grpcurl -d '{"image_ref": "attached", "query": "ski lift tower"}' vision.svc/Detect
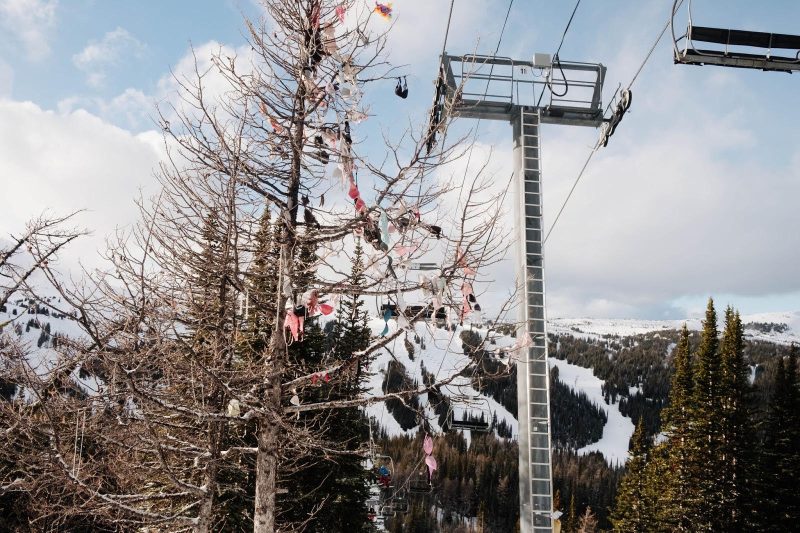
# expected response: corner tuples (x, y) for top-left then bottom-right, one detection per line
(439, 53), (606, 533)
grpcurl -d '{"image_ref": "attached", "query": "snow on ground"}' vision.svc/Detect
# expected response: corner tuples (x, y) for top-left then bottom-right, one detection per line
(7, 295), (792, 463)
(366, 318), (519, 442)
(1, 296), (97, 400)
(1, 297), (84, 372)
(739, 311), (800, 345)
(748, 364), (758, 385)
(367, 309), (798, 461)
(549, 311), (800, 346)
(550, 358), (634, 466)
(549, 318), (687, 341)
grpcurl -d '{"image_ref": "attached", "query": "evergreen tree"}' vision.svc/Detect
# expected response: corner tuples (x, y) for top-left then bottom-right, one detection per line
(640, 443), (674, 532)
(184, 207), (249, 529)
(323, 238), (373, 531)
(210, 206), (280, 531)
(279, 227), (341, 528)
(278, 233), (374, 530)
(243, 205), (279, 354)
(659, 324), (695, 531)
(759, 345), (800, 530)
(333, 238), (372, 374)
(565, 493), (578, 533)
(718, 308), (749, 529)
(687, 298), (725, 531)
(610, 418), (653, 532)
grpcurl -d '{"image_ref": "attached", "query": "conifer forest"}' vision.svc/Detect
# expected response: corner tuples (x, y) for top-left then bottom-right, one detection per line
(1, 1), (799, 532)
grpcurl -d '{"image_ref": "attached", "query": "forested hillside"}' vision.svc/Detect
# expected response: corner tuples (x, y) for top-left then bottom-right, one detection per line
(371, 306), (797, 532)
(3, 294), (796, 531)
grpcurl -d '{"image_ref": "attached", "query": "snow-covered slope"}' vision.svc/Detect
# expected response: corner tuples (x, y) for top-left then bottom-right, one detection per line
(7, 296), (795, 466)
(365, 318), (518, 445)
(550, 358), (633, 465)
(367, 310), (798, 465)
(0, 295), (101, 398)
(550, 311), (800, 345)
(364, 315), (636, 463)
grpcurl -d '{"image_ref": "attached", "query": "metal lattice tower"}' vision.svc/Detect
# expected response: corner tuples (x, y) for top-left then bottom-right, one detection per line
(440, 53), (606, 533)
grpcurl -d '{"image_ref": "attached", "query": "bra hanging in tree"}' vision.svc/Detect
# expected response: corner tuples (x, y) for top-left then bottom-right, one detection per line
(395, 76), (408, 99)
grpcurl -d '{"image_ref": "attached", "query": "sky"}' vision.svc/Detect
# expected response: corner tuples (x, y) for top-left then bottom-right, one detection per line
(1, 0), (799, 320)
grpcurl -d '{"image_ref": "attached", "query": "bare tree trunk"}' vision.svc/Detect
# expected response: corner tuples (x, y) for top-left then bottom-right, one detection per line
(254, 409), (279, 532)
(254, 77), (305, 529)
(196, 420), (222, 533)
(254, 251), (290, 532)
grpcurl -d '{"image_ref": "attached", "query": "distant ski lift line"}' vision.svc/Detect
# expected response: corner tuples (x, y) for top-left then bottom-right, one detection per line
(671, 0), (800, 72)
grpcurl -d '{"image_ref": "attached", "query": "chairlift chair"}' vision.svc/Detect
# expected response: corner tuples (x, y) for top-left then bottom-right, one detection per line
(371, 454), (395, 490)
(408, 473), (433, 494)
(380, 504), (396, 518)
(379, 302), (448, 322)
(389, 489), (410, 513)
(443, 395), (492, 433)
(671, 0), (800, 73)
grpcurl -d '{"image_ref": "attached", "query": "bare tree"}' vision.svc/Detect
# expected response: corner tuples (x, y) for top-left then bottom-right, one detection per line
(0, 213), (100, 530)
(0, 212), (84, 311)
(1, 1), (517, 531)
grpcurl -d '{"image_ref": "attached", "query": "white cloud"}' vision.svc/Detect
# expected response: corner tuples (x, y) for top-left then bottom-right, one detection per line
(58, 88), (154, 131)
(535, 79), (800, 318)
(73, 27), (146, 88)
(61, 40), (255, 131)
(0, 100), (163, 273)
(0, 0), (57, 60)
(371, 1), (489, 68)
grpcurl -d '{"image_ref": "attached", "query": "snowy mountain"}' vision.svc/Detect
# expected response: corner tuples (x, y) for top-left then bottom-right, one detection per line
(364, 318), (519, 444)
(4, 297), (797, 467)
(549, 311), (800, 346)
(0, 296), (106, 401)
(366, 311), (799, 466)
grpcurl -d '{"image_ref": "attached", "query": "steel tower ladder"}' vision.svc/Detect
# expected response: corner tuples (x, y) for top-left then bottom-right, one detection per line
(514, 107), (554, 532)
(437, 53), (606, 533)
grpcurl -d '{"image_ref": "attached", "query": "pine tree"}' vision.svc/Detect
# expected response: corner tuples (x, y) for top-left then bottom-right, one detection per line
(565, 493), (578, 533)
(333, 238), (372, 373)
(659, 324), (695, 531)
(611, 418), (653, 532)
(183, 206), (248, 529)
(243, 205), (278, 354)
(323, 238), (373, 531)
(279, 227), (341, 528)
(212, 206), (279, 530)
(718, 308), (749, 529)
(760, 345), (800, 530)
(687, 298), (725, 531)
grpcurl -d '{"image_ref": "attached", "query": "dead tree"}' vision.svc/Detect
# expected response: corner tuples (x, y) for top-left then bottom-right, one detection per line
(2, 1), (518, 531)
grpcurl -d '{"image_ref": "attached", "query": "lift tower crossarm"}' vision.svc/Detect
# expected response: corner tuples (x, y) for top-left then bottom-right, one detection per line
(438, 52), (606, 533)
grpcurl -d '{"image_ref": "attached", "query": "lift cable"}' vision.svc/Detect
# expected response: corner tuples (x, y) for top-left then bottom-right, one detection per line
(628, 0), (686, 90)
(440, 0), (455, 59)
(536, 0), (583, 106)
(543, 0), (686, 244)
(554, 0), (582, 59)
(433, 0), (515, 381)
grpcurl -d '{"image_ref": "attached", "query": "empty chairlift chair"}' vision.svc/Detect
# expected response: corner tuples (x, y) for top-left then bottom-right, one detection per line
(671, 0), (800, 73)
(408, 471), (433, 494)
(380, 504), (396, 518)
(443, 395), (492, 433)
(389, 489), (410, 513)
